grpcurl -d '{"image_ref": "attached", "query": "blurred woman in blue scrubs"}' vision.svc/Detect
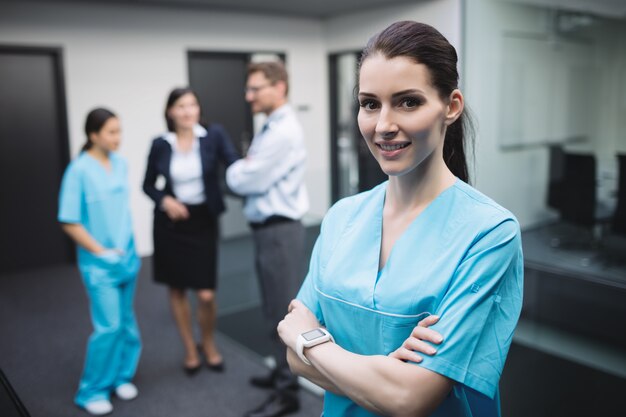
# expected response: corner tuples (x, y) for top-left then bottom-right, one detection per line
(59, 108), (141, 416)
(278, 21), (523, 417)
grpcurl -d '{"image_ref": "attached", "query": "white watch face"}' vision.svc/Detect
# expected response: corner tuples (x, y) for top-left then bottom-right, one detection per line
(302, 328), (326, 341)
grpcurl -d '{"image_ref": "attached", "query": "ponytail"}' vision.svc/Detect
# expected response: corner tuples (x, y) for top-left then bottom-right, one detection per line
(443, 110), (475, 184)
(81, 140), (93, 152)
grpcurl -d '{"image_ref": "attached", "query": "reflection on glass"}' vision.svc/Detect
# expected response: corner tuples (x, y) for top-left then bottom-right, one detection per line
(336, 53), (359, 199)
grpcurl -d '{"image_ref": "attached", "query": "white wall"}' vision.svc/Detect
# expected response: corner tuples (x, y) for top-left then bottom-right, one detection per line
(587, 19), (626, 158)
(465, 1), (558, 227)
(465, 0), (626, 228)
(0, 0), (329, 255)
(584, 18), (626, 202)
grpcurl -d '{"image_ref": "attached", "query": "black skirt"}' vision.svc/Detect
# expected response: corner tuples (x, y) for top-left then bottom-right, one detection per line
(152, 203), (218, 289)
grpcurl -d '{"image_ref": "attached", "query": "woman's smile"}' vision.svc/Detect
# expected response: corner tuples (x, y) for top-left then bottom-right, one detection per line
(375, 141), (412, 158)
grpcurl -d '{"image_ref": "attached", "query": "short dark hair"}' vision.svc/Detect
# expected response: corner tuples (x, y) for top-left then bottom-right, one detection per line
(82, 107), (116, 152)
(359, 21), (474, 183)
(164, 87), (203, 132)
(248, 61), (289, 95)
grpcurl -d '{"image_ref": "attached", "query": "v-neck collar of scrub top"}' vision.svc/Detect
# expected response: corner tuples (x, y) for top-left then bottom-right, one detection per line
(83, 151), (116, 175)
(375, 178), (460, 276)
(317, 178), (462, 317)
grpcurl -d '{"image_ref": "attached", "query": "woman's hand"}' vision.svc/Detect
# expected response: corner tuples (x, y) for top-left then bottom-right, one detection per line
(94, 248), (124, 256)
(161, 195), (190, 221)
(61, 223), (109, 255)
(389, 315), (443, 363)
(94, 248), (124, 265)
(278, 299), (322, 352)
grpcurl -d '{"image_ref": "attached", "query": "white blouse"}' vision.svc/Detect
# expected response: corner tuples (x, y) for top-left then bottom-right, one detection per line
(163, 125), (206, 205)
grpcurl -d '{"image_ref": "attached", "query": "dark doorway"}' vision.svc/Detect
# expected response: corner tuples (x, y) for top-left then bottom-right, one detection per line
(188, 52), (253, 155)
(187, 51), (286, 156)
(329, 52), (387, 203)
(0, 46), (72, 274)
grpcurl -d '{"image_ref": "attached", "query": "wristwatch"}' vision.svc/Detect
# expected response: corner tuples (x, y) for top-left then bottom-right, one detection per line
(296, 328), (334, 365)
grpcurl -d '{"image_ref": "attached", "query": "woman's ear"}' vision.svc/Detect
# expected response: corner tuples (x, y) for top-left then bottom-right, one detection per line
(444, 89), (464, 126)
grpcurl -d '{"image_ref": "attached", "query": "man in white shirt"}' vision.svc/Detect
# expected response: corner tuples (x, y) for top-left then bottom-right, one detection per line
(226, 61), (308, 417)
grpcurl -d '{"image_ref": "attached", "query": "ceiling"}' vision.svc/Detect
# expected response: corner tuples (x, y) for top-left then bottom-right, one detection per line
(498, 0), (626, 20)
(12, 0), (626, 20)
(24, 0), (424, 18)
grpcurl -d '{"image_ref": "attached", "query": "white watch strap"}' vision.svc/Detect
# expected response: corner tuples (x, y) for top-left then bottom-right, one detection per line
(296, 328), (334, 366)
(296, 334), (312, 365)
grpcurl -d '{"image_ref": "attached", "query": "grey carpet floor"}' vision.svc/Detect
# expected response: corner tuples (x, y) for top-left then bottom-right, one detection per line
(0, 261), (323, 417)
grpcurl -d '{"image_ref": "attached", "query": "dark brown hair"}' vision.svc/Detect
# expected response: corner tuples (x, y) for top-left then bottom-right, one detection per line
(248, 61), (289, 95)
(164, 87), (203, 132)
(359, 21), (474, 183)
(82, 108), (116, 152)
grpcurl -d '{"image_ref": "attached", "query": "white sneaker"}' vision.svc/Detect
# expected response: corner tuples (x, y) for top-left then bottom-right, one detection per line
(84, 399), (113, 415)
(114, 382), (138, 400)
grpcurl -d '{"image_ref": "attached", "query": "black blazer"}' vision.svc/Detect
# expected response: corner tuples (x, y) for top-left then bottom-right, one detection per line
(142, 124), (240, 216)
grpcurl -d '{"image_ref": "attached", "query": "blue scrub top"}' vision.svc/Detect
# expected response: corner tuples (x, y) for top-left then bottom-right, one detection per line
(58, 152), (140, 280)
(298, 179), (523, 417)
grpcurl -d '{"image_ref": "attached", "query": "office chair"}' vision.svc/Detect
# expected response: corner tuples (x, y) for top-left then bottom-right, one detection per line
(546, 144), (566, 211)
(612, 154), (626, 234)
(602, 154), (626, 263)
(560, 152), (597, 227)
(547, 151), (598, 251)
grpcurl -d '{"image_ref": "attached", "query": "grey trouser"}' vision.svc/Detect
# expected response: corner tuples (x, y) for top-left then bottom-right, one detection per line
(251, 219), (305, 391)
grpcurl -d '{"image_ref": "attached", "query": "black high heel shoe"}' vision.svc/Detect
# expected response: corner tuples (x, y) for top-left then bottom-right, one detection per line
(183, 362), (202, 376)
(206, 361), (225, 373)
(183, 345), (204, 376)
(197, 343), (225, 372)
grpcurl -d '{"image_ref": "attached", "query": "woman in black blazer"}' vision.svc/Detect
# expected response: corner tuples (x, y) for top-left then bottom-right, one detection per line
(143, 87), (239, 374)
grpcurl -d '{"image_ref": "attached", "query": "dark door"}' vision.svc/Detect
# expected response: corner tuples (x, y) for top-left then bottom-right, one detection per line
(188, 51), (287, 155)
(188, 52), (254, 155)
(0, 47), (72, 273)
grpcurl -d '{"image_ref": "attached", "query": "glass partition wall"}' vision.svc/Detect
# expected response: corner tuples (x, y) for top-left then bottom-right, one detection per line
(329, 52), (387, 203)
(463, 1), (626, 415)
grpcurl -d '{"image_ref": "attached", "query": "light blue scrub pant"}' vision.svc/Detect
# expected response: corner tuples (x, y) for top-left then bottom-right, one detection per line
(75, 267), (141, 407)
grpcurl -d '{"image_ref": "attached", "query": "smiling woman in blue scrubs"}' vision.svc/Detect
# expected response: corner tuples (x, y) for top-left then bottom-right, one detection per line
(278, 21), (523, 417)
(58, 108), (141, 416)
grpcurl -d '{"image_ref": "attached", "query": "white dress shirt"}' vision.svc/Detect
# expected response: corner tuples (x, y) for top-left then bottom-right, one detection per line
(164, 124), (206, 205)
(226, 104), (309, 222)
